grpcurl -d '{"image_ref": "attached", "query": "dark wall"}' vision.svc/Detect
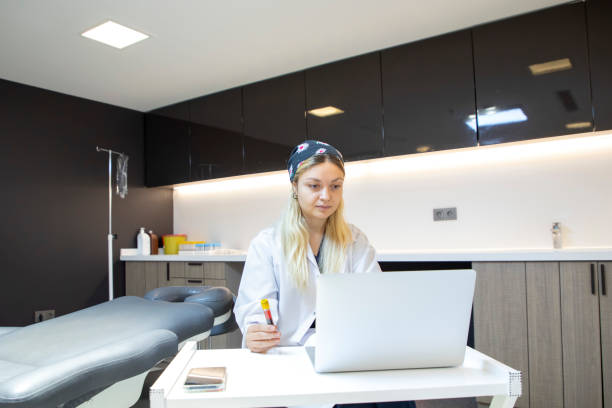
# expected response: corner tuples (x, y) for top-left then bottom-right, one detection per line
(0, 79), (173, 326)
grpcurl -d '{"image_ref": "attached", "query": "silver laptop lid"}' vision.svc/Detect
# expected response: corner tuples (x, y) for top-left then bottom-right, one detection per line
(315, 270), (476, 373)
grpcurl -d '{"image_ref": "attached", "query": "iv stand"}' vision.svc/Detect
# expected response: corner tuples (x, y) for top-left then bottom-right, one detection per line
(96, 146), (124, 300)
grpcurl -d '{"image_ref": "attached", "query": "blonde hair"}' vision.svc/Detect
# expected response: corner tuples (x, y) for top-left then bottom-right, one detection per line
(280, 154), (353, 289)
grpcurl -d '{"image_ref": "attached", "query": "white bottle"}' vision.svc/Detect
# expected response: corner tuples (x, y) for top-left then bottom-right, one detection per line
(551, 222), (562, 249)
(137, 227), (151, 255)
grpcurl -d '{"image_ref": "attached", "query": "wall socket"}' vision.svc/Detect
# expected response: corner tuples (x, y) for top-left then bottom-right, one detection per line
(34, 310), (55, 322)
(433, 207), (457, 221)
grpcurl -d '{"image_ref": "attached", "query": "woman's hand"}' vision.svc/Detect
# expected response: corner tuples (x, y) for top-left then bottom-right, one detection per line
(246, 324), (281, 353)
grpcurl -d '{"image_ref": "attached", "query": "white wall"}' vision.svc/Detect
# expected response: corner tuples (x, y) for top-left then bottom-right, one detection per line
(174, 131), (612, 251)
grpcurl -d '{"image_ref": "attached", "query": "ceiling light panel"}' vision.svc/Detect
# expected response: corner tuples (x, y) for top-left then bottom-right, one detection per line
(81, 21), (149, 49)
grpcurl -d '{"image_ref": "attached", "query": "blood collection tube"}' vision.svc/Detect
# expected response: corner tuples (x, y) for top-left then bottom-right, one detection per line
(260, 299), (274, 325)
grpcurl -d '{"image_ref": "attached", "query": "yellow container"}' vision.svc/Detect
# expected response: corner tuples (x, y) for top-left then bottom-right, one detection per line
(162, 234), (187, 255)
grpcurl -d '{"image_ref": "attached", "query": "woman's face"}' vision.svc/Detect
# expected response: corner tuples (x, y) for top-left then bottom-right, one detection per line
(293, 161), (344, 222)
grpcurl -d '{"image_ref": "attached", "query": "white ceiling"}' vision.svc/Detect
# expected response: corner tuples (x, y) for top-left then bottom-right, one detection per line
(0, 0), (569, 112)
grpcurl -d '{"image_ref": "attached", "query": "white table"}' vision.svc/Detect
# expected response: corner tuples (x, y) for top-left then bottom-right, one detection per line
(151, 342), (520, 408)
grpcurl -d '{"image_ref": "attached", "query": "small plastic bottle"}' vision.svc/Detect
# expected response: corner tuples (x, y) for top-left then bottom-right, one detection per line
(137, 227), (151, 255)
(551, 222), (562, 249)
(148, 230), (159, 255)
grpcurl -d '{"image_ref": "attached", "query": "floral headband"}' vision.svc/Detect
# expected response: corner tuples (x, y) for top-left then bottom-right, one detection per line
(287, 140), (344, 181)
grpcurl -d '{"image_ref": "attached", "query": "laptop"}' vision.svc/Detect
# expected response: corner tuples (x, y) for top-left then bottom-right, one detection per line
(314, 269), (476, 373)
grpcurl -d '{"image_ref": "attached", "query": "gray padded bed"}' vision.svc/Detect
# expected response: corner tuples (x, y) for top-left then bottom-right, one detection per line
(0, 296), (215, 408)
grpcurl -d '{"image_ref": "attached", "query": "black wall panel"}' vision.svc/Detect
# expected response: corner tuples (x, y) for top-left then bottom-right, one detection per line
(0, 79), (173, 326)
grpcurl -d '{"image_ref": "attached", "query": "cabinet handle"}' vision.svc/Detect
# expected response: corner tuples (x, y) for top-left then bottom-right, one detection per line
(188, 262), (203, 266)
(601, 264), (607, 296)
(591, 264), (596, 295)
(187, 279), (202, 284)
(166, 264), (170, 281)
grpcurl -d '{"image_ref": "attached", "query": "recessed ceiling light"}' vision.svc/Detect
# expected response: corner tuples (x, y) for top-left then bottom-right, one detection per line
(565, 121), (592, 129)
(81, 21), (149, 49)
(308, 106), (344, 117)
(529, 58), (572, 75)
(416, 146), (432, 153)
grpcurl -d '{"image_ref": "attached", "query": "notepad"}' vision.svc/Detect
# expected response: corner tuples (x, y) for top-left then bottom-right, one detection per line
(183, 367), (226, 392)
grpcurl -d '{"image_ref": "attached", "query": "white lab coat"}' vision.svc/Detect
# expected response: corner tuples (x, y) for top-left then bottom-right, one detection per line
(234, 223), (382, 347)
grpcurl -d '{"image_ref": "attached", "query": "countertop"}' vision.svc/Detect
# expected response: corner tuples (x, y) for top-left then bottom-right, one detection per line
(120, 247), (612, 262)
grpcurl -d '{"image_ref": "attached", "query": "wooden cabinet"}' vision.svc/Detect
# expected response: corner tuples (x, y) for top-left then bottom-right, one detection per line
(560, 262), (605, 408)
(305, 52), (383, 161)
(473, 262), (529, 407)
(381, 30), (477, 155)
(125, 261), (244, 349)
(525, 262), (563, 408)
(243, 73), (307, 173)
(125, 262), (183, 296)
(472, 3), (593, 145)
(600, 263), (612, 408)
(474, 261), (612, 408)
(587, 0), (612, 131)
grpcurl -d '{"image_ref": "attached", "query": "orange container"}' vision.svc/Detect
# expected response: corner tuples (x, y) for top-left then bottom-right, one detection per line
(162, 234), (187, 255)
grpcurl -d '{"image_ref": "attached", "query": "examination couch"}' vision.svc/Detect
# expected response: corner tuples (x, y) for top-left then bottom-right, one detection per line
(0, 290), (232, 408)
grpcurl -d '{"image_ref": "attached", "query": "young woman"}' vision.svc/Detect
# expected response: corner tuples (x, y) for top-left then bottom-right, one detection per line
(233, 140), (415, 408)
(234, 140), (381, 351)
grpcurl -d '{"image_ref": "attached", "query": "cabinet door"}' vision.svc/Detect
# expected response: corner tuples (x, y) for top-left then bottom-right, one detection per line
(185, 262), (204, 279)
(144, 262), (161, 295)
(599, 262), (612, 408)
(305, 52), (383, 161)
(169, 262), (185, 278)
(126, 262), (145, 297)
(472, 3), (592, 145)
(189, 89), (244, 180)
(473, 262), (529, 407)
(243, 73), (307, 173)
(144, 111), (191, 187)
(126, 261), (162, 296)
(560, 262), (602, 408)
(587, 0), (612, 131)
(381, 30), (476, 156)
(526, 262), (563, 408)
(156, 263), (184, 287)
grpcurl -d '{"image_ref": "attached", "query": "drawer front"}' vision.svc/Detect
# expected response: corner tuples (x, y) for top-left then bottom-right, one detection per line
(186, 262), (205, 279)
(204, 263), (225, 279)
(205, 278), (227, 287)
(169, 262), (185, 278)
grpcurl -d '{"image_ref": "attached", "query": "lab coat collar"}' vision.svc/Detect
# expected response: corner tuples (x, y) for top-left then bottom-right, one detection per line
(306, 244), (320, 273)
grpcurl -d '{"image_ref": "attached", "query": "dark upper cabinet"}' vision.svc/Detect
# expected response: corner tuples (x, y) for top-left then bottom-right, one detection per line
(382, 30), (477, 155)
(189, 88), (244, 180)
(145, 102), (191, 187)
(472, 3), (593, 145)
(243, 72), (307, 173)
(305, 52), (383, 161)
(587, 0), (612, 131)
